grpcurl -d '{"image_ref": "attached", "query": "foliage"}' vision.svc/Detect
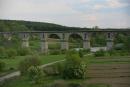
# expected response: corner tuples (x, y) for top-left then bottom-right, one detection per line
(49, 80), (67, 87)
(17, 48), (32, 56)
(49, 50), (61, 55)
(94, 49), (106, 57)
(43, 62), (64, 76)
(18, 56), (41, 74)
(0, 60), (6, 72)
(68, 82), (82, 87)
(7, 49), (17, 58)
(79, 49), (84, 58)
(124, 36), (130, 52)
(28, 66), (43, 84)
(114, 43), (124, 50)
(91, 33), (106, 47)
(61, 49), (67, 54)
(0, 47), (7, 58)
(63, 50), (87, 79)
(107, 50), (129, 56)
(82, 49), (90, 54)
(0, 20), (90, 32)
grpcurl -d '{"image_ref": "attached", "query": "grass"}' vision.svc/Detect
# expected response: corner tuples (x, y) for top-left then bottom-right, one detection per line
(0, 54), (65, 76)
(1, 53), (130, 87)
(1, 76), (110, 87)
(84, 55), (130, 64)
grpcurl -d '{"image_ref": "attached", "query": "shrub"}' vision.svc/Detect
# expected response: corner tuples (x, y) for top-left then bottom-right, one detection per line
(18, 56), (41, 75)
(28, 66), (43, 84)
(7, 49), (17, 58)
(0, 47), (7, 58)
(0, 61), (5, 72)
(43, 62), (64, 76)
(50, 80), (67, 87)
(94, 49), (105, 57)
(61, 49), (67, 54)
(79, 49), (84, 58)
(49, 50), (61, 55)
(17, 48), (31, 56)
(114, 43), (124, 50)
(68, 83), (82, 87)
(82, 49), (90, 54)
(63, 50), (87, 79)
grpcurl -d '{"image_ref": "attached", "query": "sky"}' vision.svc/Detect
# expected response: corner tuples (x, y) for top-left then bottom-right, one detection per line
(0, 0), (130, 28)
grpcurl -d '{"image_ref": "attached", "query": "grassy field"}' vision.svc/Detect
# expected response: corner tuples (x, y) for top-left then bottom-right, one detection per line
(0, 54), (65, 76)
(2, 76), (109, 87)
(85, 55), (130, 64)
(1, 55), (130, 87)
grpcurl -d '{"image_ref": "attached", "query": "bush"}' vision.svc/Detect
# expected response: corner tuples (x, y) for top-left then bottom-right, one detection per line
(79, 50), (84, 58)
(0, 47), (7, 58)
(18, 56), (41, 75)
(94, 49), (105, 57)
(49, 80), (67, 87)
(63, 50), (87, 79)
(61, 49), (67, 54)
(68, 83), (82, 87)
(49, 50), (61, 55)
(28, 66), (43, 84)
(114, 43), (124, 50)
(17, 48), (31, 56)
(43, 62), (64, 76)
(82, 49), (90, 54)
(7, 49), (17, 58)
(110, 50), (130, 56)
(0, 61), (6, 72)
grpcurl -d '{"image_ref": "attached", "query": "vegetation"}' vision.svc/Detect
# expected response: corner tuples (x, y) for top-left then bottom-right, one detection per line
(0, 60), (5, 72)
(1, 53), (130, 87)
(18, 56), (41, 74)
(94, 49), (106, 57)
(0, 47), (7, 59)
(6, 48), (17, 58)
(28, 66), (43, 84)
(63, 50), (87, 79)
(17, 48), (32, 56)
(0, 19), (91, 32)
(0, 19), (130, 87)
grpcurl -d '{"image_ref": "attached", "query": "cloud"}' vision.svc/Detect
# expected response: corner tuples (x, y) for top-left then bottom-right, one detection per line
(107, 0), (129, 8)
(93, 0), (129, 10)
(0, 0), (130, 28)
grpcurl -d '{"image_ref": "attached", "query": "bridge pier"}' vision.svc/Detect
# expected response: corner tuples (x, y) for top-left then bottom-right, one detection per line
(61, 40), (68, 50)
(83, 33), (91, 49)
(3, 33), (12, 40)
(60, 33), (69, 50)
(40, 33), (48, 54)
(20, 33), (29, 48)
(106, 32), (114, 50)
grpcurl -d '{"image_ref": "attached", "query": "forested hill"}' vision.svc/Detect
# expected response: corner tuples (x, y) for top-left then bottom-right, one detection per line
(0, 19), (90, 32)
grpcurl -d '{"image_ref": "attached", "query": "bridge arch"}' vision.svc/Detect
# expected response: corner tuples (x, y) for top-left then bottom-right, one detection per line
(48, 33), (61, 50)
(68, 33), (83, 49)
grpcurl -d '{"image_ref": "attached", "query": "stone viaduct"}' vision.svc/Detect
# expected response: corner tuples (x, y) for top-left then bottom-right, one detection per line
(0, 29), (130, 53)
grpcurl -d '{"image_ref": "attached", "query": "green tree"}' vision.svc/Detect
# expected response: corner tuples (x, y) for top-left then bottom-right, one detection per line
(63, 50), (87, 79)
(125, 36), (130, 52)
(28, 66), (43, 84)
(0, 61), (6, 72)
(18, 56), (41, 74)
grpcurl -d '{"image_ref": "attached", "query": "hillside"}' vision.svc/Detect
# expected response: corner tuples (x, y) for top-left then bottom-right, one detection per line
(0, 19), (90, 32)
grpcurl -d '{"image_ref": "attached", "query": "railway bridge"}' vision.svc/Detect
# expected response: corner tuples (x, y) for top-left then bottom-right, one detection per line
(0, 29), (130, 53)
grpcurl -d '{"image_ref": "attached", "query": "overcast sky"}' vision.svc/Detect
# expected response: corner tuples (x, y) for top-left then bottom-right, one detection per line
(0, 0), (130, 28)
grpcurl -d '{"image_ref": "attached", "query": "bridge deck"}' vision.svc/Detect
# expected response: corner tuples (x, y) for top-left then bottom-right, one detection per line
(0, 29), (130, 34)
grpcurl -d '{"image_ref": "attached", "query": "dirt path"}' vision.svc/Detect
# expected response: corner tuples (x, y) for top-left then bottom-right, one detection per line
(0, 59), (65, 82)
